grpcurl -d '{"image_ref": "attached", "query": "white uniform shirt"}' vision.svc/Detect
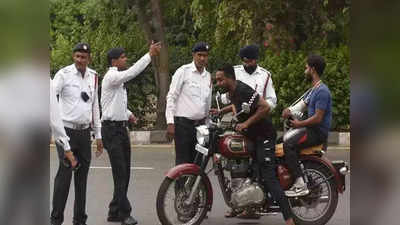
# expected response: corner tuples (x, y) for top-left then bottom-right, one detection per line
(234, 65), (277, 109)
(101, 53), (151, 121)
(52, 64), (102, 138)
(50, 79), (71, 151)
(166, 62), (212, 124)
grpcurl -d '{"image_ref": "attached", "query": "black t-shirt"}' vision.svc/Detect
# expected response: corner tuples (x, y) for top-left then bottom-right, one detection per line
(230, 80), (276, 140)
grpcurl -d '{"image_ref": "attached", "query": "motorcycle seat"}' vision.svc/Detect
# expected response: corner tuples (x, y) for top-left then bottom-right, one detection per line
(275, 143), (324, 157)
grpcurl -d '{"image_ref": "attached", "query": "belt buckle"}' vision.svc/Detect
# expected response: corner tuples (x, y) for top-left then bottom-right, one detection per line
(74, 124), (86, 130)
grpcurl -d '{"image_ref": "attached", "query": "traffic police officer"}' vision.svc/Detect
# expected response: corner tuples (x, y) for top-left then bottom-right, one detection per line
(234, 44), (277, 110)
(101, 42), (161, 225)
(165, 42), (212, 165)
(51, 43), (103, 225)
(50, 78), (77, 168)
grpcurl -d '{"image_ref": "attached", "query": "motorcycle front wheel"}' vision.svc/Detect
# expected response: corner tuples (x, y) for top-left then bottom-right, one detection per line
(289, 161), (339, 225)
(156, 174), (209, 225)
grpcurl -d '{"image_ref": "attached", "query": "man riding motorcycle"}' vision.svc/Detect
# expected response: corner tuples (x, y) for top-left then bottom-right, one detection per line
(212, 64), (295, 225)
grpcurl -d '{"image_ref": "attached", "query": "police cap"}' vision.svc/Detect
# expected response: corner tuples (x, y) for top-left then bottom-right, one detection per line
(192, 42), (210, 53)
(239, 44), (259, 60)
(73, 43), (91, 54)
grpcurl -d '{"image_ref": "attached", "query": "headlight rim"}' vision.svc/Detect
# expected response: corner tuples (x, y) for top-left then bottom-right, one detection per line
(196, 125), (209, 146)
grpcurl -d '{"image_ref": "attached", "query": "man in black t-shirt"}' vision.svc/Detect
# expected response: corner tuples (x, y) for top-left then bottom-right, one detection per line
(212, 65), (295, 225)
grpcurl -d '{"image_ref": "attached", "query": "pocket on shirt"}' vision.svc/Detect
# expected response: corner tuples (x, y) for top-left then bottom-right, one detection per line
(188, 81), (201, 100)
(64, 84), (81, 100)
(203, 84), (211, 100)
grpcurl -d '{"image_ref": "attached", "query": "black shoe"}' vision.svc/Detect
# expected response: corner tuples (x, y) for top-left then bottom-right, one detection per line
(107, 215), (122, 222)
(121, 216), (138, 225)
(50, 219), (61, 225)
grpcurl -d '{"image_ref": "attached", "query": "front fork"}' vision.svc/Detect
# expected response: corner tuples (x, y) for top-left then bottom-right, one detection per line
(184, 153), (210, 205)
(214, 158), (234, 208)
(185, 129), (223, 206)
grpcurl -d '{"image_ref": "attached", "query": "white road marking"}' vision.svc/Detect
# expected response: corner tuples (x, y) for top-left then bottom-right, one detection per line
(90, 166), (154, 170)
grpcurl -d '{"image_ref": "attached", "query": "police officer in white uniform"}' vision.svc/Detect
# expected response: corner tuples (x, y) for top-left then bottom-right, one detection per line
(166, 42), (212, 165)
(50, 78), (77, 168)
(101, 42), (161, 225)
(234, 44), (277, 110)
(51, 43), (103, 225)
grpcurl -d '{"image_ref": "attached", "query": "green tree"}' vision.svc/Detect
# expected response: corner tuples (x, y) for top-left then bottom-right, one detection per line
(50, 0), (350, 131)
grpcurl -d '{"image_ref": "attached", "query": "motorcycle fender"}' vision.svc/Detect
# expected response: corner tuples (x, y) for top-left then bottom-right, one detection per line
(301, 156), (345, 193)
(165, 163), (213, 210)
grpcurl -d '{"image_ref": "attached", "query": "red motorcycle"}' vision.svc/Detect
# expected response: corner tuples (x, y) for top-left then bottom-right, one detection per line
(156, 100), (349, 225)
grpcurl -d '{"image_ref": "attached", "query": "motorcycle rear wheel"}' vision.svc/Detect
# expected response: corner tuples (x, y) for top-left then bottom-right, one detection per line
(156, 174), (209, 225)
(289, 161), (339, 225)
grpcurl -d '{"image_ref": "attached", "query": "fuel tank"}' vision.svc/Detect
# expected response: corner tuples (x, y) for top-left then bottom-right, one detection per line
(218, 132), (252, 159)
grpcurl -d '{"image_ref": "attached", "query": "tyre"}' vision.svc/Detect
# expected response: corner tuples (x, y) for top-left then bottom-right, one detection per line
(289, 161), (339, 225)
(156, 174), (209, 225)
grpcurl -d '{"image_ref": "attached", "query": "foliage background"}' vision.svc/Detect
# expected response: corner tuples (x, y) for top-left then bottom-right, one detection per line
(50, 0), (350, 131)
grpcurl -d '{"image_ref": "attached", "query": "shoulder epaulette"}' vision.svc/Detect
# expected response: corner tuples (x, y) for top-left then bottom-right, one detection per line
(61, 66), (71, 74)
(62, 64), (77, 74)
(258, 67), (269, 73)
(87, 68), (97, 75)
(182, 63), (192, 69)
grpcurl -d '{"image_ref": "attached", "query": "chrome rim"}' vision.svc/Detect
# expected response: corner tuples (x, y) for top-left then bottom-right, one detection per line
(289, 168), (332, 222)
(162, 175), (207, 225)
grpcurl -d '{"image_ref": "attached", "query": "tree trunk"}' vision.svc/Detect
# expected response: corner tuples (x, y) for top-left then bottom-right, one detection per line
(134, 0), (169, 129)
(150, 0), (169, 129)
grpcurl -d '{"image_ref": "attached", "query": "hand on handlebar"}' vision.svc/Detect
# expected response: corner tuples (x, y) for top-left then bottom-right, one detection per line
(235, 122), (249, 132)
(209, 108), (220, 116)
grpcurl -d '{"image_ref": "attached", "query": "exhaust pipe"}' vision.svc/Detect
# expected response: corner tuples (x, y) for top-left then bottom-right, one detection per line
(339, 166), (349, 175)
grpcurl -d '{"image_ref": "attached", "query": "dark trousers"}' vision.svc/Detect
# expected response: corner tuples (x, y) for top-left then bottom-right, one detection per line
(51, 128), (91, 225)
(101, 124), (132, 219)
(254, 137), (293, 221)
(283, 127), (326, 179)
(174, 117), (202, 165)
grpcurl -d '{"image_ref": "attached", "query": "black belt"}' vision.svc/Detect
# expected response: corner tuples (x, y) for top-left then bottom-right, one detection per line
(102, 120), (128, 127)
(174, 117), (205, 126)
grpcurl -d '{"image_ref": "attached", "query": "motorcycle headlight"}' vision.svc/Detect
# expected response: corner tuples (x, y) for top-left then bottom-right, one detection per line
(196, 125), (209, 146)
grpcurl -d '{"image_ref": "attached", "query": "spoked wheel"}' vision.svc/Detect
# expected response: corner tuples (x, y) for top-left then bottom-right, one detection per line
(289, 162), (339, 225)
(156, 174), (209, 225)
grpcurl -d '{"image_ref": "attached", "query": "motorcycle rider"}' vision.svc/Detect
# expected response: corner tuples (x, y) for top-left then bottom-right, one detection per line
(212, 64), (295, 225)
(282, 54), (332, 197)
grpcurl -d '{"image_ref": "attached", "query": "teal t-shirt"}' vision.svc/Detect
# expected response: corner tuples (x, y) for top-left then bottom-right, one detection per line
(303, 83), (332, 137)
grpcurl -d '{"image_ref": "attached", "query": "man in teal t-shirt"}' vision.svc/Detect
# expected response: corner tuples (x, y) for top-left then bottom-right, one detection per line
(281, 54), (332, 197)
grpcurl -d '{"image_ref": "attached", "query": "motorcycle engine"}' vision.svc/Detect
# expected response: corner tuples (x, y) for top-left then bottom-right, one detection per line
(231, 178), (265, 208)
(226, 159), (249, 179)
(226, 159), (265, 208)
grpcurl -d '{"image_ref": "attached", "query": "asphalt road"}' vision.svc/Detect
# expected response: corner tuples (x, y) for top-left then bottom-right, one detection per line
(50, 144), (350, 225)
